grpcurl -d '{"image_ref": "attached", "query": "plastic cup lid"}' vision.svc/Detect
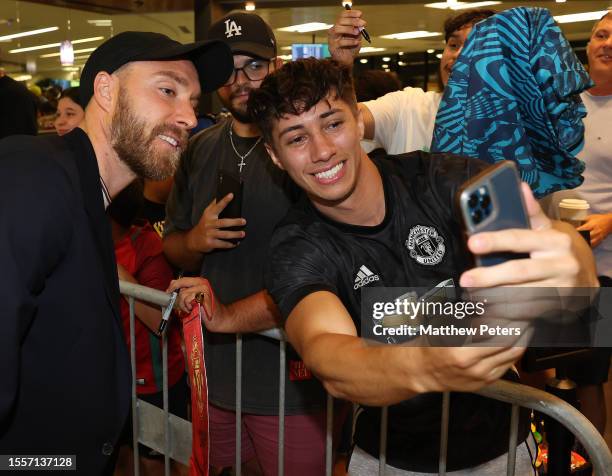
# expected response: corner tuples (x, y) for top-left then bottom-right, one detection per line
(559, 198), (590, 210)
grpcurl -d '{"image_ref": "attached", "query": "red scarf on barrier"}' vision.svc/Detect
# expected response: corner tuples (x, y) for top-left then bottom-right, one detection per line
(181, 283), (214, 476)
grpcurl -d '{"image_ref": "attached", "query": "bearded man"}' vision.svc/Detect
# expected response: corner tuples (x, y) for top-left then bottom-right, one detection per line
(0, 31), (232, 475)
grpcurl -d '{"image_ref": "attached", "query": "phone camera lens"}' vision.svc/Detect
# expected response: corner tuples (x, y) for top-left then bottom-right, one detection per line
(480, 194), (491, 209)
(468, 193), (479, 209)
(471, 209), (483, 225)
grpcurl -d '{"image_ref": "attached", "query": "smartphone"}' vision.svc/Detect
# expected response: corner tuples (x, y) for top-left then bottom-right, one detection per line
(456, 161), (530, 267)
(216, 170), (244, 243)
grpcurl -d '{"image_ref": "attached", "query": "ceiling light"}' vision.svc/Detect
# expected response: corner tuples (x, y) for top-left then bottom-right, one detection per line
(12, 74), (32, 81)
(279, 54), (292, 60)
(359, 58), (368, 64)
(398, 52), (404, 56)
(342, 1), (353, 7)
(245, 1), (256, 10)
(359, 47), (386, 53)
(380, 31), (441, 40)
(382, 56), (391, 62)
(9, 36), (104, 54)
(436, 53), (443, 59)
(554, 11), (610, 23)
(427, 48), (435, 53)
(40, 47), (97, 58)
(0, 26), (58, 42)
(425, 1), (500, 9)
(88, 19), (112, 27)
(277, 23), (333, 33)
(398, 61), (406, 66)
(555, 0), (567, 3)
(26, 59), (37, 74)
(62, 66), (80, 72)
(60, 40), (74, 66)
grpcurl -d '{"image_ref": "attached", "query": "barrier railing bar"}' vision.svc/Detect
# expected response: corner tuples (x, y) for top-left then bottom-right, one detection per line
(325, 394), (334, 476)
(506, 404), (519, 476)
(278, 337), (286, 475)
(236, 333), (243, 476)
(119, 283), (612, 476)
(476, 380), (612, 476)
(137, 400), (191, 463)
(438, 392), (450, 476)
(161, 313), (170, 476)
(378, 406), (388, 476)
(120, 281), (170, 307)
(259, 328), (285, 340)
(128, 296), (140, 476)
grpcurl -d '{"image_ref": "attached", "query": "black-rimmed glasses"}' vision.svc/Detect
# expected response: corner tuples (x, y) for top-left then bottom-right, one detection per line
(224, 59), (271, 86)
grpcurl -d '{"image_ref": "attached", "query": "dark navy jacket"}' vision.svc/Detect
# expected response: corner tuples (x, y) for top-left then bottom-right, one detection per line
(0, 129), (131, 475)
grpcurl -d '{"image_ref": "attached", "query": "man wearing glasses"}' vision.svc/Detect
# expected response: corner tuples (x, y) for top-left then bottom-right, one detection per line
(163, 11), (329, 476)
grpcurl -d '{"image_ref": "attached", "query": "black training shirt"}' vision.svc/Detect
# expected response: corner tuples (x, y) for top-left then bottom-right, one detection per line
(266, 152), (528, 472)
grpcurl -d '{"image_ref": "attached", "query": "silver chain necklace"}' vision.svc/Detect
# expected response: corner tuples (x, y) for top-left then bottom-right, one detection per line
(229, 121), (262, 173)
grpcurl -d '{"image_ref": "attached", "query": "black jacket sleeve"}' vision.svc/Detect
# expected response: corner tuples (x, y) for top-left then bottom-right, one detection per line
(0, 138), (75, 426)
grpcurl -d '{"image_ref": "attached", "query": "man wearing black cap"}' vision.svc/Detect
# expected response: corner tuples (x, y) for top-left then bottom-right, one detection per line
(164, 12), (330, 476)
(0, 32), (231, 475)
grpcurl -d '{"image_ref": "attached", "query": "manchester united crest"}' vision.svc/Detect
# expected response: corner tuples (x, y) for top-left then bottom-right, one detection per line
(406, 225), (445, 266)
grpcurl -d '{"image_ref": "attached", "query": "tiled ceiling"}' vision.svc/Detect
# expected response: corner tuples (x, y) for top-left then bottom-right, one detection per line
(1, 0), (610, 76)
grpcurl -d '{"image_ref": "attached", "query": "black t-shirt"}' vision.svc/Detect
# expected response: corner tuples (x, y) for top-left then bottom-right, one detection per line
(266, 152), (528, 472)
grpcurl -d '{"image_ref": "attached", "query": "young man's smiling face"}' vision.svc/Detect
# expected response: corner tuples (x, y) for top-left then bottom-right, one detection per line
(266, 94), (365, 209)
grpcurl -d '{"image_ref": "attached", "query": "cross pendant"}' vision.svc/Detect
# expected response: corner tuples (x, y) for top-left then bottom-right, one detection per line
(238, 157), (246, 173)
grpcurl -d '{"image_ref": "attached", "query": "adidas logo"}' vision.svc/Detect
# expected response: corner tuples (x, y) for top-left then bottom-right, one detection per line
(353, 265), (380, 290)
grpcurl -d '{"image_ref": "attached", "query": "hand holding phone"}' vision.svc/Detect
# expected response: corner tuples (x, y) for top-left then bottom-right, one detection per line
(456, 161), (597, 347)
(456, 161), (530, 267)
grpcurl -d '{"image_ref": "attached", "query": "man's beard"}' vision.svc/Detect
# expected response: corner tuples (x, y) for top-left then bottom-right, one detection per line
(110, 89), (188, 180)
(220, 84), (255, 123)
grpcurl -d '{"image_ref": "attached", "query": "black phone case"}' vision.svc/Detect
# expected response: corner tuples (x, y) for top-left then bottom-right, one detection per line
(216, 170), (243, 219)
(216, 170), (244, 244)
(456, 161), (530, 267)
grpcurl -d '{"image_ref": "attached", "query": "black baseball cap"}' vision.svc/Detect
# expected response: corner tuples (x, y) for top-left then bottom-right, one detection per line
(79, 31), (233, 108)
(207, 12), (277, 60)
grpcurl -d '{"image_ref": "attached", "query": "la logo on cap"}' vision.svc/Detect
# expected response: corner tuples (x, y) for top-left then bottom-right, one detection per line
(224, 19), (242, 38)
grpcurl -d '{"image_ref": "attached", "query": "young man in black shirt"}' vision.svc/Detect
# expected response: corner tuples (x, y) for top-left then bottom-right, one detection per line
(247, 58), (598, 474)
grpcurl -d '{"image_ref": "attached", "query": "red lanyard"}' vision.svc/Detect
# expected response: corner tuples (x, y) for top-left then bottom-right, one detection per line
(182, 280), (214, 476)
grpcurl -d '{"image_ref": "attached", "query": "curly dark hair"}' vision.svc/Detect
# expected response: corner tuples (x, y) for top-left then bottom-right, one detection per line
(247, 58), (357, 147)
(443, 9), (497, 42)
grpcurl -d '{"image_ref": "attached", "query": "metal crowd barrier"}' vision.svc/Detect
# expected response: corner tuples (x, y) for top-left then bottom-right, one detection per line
(119, 281), (612, 476)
